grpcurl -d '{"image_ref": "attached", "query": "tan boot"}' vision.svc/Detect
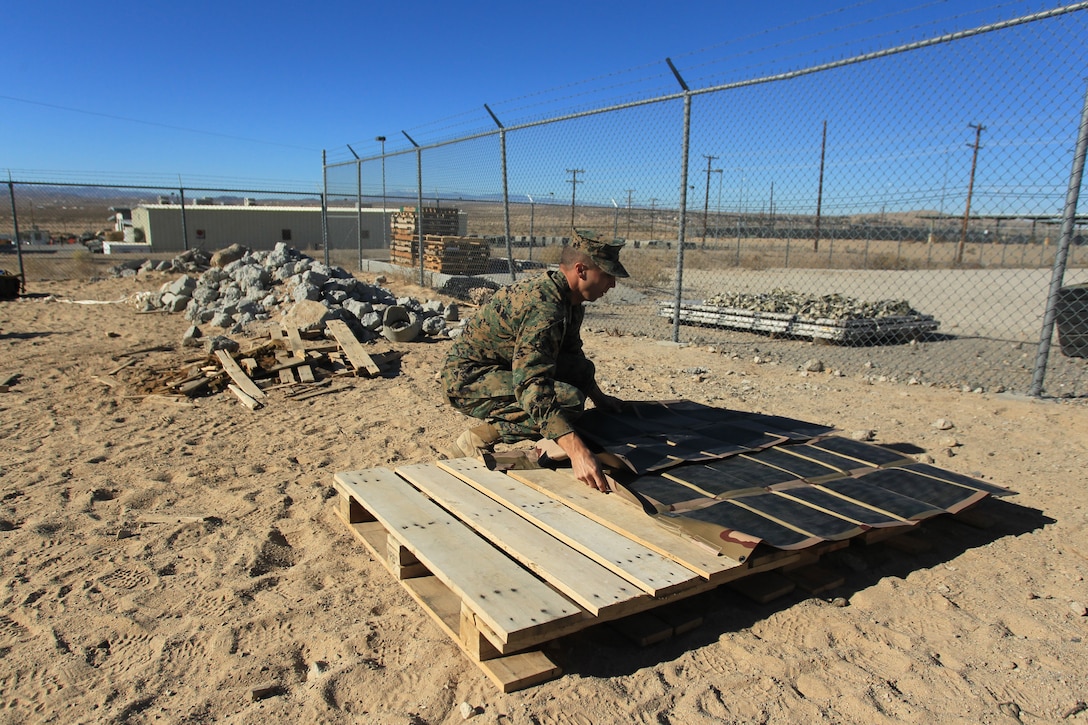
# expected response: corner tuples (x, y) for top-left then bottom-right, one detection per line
(447, 423), (501, 459)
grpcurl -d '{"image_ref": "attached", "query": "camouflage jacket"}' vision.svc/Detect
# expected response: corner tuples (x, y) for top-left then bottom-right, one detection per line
(443, 270), (596, 439)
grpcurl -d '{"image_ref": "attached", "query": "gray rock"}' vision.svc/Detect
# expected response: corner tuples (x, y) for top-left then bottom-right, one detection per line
(421, 316), (447, 336)
(210, 311), (234, 328)
(167, 275), (197, 296)
(204, 335), (239, 353)
(181, 325), (203, 347)
(291, 282), (321, 303)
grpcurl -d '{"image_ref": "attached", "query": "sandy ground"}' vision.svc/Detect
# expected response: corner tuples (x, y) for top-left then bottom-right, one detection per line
(1, 273), (1087, 724)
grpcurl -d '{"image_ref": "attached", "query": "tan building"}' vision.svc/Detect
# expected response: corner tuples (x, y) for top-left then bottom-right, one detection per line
(130, 204), (402, 254)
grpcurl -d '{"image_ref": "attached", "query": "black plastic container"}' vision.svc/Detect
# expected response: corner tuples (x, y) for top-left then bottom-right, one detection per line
(1056, 283), (1088, 357)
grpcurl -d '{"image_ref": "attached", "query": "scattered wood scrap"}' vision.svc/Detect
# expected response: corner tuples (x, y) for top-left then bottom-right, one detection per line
(145, 325), (406, 409)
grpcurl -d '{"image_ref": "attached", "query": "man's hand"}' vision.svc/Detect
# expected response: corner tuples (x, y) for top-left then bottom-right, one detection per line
(555, 431), (611, 492)
(590, 392), (627, 413)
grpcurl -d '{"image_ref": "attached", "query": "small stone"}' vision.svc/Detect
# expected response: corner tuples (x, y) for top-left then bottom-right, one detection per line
(250, 681), (283, 701)
(459, 701), (477, 720)
(938, 436), (959, 448)
(830, 596), (848, 607)
(914, 453), (935, 464)
(908, 377), (920, 385)
(850, 430), (875, 442)
(803, 358), (824, 373)
(942, 448), (955, 458)
(933, 419), (954, 430)
(1071, 601), (1087, 617)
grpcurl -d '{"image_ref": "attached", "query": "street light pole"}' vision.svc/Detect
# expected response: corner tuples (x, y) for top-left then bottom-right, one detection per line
(649, 197), (659, 240)
(375, 136), (387, 251)
(611, 198), (619, 239)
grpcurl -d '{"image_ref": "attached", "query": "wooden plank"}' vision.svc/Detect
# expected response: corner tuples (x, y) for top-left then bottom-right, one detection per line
(784, 563), (845, 594)
(388, 535), (430, 580)
(433, 460), (700, 599)
(728, 570), (796, 603)
(336, 512), (561, 692)
(325, 319), (382, 377)
(611, 612), (673, 647)
(227, 383), (261, 410)
(284, 326), (308, 360)
(214, 349), (266, 400)
(397, 463), (656, 614)
(333, 468), (586, 650)
(505, 467), (743, 582)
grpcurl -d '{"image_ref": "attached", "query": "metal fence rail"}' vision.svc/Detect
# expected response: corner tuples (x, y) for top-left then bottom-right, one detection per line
(322, 3), (1088, 398)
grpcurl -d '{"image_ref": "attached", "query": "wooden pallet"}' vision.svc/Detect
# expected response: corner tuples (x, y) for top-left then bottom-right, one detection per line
(331, 459), (857, 691)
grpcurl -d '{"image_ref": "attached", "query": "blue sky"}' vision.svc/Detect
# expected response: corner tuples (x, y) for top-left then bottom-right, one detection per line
(3, 0), (1084, 209)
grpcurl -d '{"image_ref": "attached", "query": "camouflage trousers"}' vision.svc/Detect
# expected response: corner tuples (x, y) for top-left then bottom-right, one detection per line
(444, 366), (587, 443)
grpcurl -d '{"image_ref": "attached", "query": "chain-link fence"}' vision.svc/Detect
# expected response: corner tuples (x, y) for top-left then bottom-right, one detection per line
(0, 179), (349, 281)
(325, 3), (1088, 398)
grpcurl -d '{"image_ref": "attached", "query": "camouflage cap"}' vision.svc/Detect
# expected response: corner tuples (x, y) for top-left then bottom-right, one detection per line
(570, 229), (629, 278)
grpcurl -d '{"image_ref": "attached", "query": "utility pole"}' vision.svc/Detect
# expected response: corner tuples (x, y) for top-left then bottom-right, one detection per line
(649, 197), (659, 240)
(566, 168), (584, 231)
(957, 123), (985, 265)
(701, 154), (719, 249)
(625, 188), (635, 239)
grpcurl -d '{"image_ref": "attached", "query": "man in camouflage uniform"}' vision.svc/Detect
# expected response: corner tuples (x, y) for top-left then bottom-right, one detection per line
(441, 229), (628, 492)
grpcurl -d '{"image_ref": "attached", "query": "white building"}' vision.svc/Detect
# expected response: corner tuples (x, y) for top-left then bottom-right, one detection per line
(130, 204), (413, 254)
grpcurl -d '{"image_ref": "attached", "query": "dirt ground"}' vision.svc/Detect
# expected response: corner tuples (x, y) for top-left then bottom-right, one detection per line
(1, 273), (1087, 724)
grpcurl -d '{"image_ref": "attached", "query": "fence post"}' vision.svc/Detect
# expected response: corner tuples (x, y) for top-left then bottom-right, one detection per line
(179, 186), (189, 252)
(356, 158), (363, 271)
(1029, 77), (1088, 397)
(667, 58), (692, 343)
(321, 150), (330, 267)
(485, 104), (516, 282)
(6, 179), (26, 288)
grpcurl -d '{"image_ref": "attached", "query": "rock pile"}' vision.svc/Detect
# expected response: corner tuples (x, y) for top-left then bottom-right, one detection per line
(132, 243), (461, 343)
(704, 288), (922, 320)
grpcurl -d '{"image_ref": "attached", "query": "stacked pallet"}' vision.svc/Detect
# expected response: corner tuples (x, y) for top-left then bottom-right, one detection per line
(390, 207), (462, 267)
(390, 206), (489, 274)
(419, 235), (490, 274)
